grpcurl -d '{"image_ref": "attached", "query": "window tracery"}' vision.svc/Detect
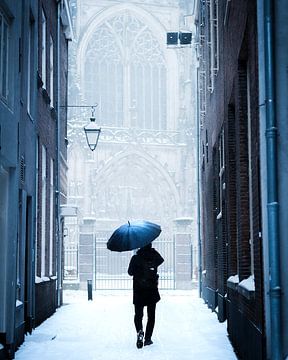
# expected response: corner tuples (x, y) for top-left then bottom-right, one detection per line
(84, 11), (167, 130)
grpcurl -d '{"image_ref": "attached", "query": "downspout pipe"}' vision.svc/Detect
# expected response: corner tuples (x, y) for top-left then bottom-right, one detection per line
(196, 66), (202, 297)
(56, 0), (62, 307)
(194, 0), (202, 298)
(263, 0), (282, 358)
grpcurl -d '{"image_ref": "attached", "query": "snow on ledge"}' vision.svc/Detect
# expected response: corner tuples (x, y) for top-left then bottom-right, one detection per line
(35, 276), (53, 283)
(239, 275), (255, 292)
(227, 274), (239, 283)
(227, 275), (239, 290)
(0, 343), (3, 350)
(16, 300), (23, 307)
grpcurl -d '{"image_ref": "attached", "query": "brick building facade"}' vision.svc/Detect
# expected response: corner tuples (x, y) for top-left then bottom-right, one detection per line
(0, 0), (72, 358)
(195, 1), (264, 359)
(35, 0), (72, 327)
(0, 1), (38, 357)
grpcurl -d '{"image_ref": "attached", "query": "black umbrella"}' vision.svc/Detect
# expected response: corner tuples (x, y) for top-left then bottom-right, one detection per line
(107, 220), (161, 252)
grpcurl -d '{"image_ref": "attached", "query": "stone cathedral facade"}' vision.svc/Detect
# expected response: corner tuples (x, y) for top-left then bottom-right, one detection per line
(65, 0), (198, 289)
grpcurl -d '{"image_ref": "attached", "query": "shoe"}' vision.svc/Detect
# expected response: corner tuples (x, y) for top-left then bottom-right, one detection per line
(136, 330), (144, 349)
(144, 339), (153, 346)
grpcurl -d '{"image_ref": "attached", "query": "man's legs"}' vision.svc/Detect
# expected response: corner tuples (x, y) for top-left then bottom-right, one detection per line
(134, 304), (144, 348)
(134, 304), (144, 332)
(145, 303), (156, 343)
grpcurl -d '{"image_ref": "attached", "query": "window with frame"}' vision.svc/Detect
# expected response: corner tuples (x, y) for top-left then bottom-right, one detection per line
(16, 190), (22, 300)
(238, 59), (252, 278)
(0, 11), (9, 100)
(49, 35), (54, 105)
(41, 8), (47, 89)
(198, 0), (206, 128)
(202, 141), (205, 171)
(211, 0), (219, 74)
(27, 15), (35, 115)
(247, 64), (254, 275)
(41, 145), (47, 277)
(227, 104), (238, 276)
(84, 12), (167, 130)
(206, 0), (219, 93)
(217, 128), (225, 220)
(35, 137), (39, 276)
(49, 158), (54, 275)
(205, 129), (209, 163)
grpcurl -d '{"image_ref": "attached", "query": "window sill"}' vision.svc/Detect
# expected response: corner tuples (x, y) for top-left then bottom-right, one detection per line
(35, 275), (57, 284)
(50, 106), (57, 120)
(227, 279), (238, 291)
(227, 277), (256, 300)
(42, 88), (51, 105)
(238, 283), (255, 300)
(37, 71), (44, 89)
(216, 211), (222, 220)
(238, 275), (255, 300)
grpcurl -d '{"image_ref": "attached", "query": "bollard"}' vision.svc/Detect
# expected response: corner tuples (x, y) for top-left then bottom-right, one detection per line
(87, 279), (93, 301)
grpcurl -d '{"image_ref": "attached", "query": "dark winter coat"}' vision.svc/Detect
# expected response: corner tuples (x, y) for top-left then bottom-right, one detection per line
(128, 246), (164, 306)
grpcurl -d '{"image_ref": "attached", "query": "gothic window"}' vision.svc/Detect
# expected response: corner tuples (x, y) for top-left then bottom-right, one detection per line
(84, 12), (167, 130)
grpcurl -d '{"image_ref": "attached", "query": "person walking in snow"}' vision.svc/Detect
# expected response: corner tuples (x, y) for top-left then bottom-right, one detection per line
(128, 243), (164, 348)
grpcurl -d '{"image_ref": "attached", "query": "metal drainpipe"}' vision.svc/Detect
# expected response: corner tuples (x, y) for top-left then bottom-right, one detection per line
(196, 66), (202, 297)
(56, 0), (61, 307)
(263, 0), (282, 358)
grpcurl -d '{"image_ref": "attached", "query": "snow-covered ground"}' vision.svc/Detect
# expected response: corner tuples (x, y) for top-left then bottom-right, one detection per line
(15, 290), (237, 360)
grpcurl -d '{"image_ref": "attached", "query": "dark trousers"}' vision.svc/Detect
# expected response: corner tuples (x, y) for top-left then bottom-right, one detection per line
(134, 303), (156, 340)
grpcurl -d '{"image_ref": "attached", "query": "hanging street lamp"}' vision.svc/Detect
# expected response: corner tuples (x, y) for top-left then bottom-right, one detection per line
(84, 107), (101, 151)
(62, 104), (101, 151)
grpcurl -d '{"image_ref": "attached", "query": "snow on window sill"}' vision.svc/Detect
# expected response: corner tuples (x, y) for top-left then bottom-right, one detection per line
(216, 212), (222, 220)
(16, 300), (23, 308)
(35, 276), (42, 283)
(238, 275), (255, 300)
(35, 276), (56, 284)
(50, 106), (57, 120)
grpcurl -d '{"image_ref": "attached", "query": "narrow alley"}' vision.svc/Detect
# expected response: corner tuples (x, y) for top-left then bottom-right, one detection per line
(15, 291), (236, 360)
(2, 0), (288, 358)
